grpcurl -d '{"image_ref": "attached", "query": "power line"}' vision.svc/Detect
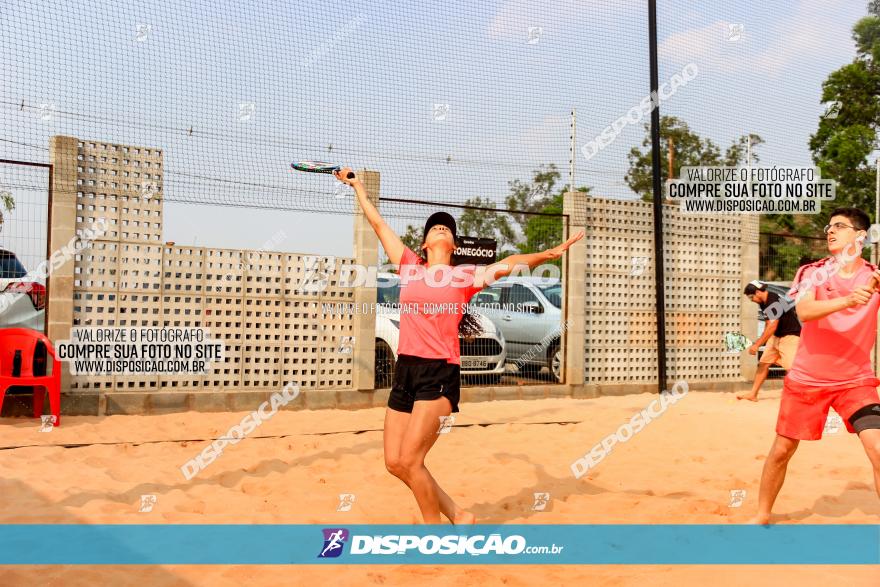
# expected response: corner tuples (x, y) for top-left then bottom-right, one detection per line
(1, 100), (633, 177)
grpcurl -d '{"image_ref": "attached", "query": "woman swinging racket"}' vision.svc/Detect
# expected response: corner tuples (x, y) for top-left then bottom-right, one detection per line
(334, 168), (584, 524)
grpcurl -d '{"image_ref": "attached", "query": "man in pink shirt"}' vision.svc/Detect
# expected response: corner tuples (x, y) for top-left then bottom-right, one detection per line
(334, 167), (583, 525)
(750, 207), (880, 524)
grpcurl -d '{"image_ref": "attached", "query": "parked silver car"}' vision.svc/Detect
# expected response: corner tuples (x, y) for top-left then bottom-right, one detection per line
(374, 272), (507, 387)
(0, 248), (45, 331)
(470, 276), (564, 382)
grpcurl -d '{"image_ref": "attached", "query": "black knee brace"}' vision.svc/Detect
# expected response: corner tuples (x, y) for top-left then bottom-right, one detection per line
(848, 404), (880, 433)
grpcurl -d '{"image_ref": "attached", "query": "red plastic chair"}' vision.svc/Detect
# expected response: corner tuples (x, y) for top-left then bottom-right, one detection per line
(0, 328), (61, 426)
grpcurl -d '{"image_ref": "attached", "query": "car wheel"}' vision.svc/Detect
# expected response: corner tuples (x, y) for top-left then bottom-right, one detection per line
(518, 362), (542, 376)
(374, 340), (395, 389)
(548, 343), (562, 383)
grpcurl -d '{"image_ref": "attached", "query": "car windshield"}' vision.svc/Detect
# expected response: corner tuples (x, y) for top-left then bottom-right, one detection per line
(0, 251), (27, 279)
(538, 283), (562, 308)
(377, 279), (400, 305)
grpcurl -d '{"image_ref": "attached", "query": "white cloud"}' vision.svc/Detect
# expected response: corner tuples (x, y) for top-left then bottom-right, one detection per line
(479, 114), (572, 171)
(751, 1), (855, 76)
(487, 0), (632, 42)
(659, 20), (728, 67)
(658, 0), (858, 77)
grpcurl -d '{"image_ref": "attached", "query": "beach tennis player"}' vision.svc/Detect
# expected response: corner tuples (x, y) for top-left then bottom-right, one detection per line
(334, 167), (583, 524)
(750, 208), (880, 524)
(737, 281), (801, 401)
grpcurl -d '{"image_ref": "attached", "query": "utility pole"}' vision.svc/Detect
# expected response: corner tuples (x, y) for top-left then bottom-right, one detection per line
(874, 157), (879, 372)
(648, 0), (668, 393)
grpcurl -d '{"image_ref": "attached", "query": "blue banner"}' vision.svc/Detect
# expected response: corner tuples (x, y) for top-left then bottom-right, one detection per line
(0, 525), (877, 565)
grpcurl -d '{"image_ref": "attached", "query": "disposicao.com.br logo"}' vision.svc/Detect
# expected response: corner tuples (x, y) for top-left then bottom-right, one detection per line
(317, 528), (563, 558)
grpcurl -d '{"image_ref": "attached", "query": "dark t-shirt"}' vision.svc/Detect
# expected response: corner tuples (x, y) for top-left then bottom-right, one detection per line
(760, 291), (801, 337)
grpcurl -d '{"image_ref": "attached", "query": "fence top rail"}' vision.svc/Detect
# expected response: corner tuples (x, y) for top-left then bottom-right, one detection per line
(382, 196), (569, 219)
(0, 158), (52, 169)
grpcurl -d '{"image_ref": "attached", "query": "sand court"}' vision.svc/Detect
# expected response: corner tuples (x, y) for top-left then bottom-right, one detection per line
(0, 389), (878, 585)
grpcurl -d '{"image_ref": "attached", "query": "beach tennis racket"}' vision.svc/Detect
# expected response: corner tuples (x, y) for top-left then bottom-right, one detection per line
(291, 161), (355, 179)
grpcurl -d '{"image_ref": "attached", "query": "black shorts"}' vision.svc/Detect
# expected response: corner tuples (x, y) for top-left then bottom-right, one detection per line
(388, 354), (461, 414)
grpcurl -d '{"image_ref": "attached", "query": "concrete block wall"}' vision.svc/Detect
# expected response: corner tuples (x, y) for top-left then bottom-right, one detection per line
(579, 196), (758, 384)
(54, 136), (359, 396)
(69, 244), (359, 394)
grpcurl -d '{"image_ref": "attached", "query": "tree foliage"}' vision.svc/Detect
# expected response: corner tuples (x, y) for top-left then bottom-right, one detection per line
(807, 4), (880, 232)
(625, 116), (762, 201)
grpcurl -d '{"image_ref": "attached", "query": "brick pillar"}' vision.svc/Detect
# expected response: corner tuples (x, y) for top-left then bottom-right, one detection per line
(562, 191), (587, 387)
(740, 215), (760, 381)
(47, 136), (79, 392)
(351, 170), (380, 391)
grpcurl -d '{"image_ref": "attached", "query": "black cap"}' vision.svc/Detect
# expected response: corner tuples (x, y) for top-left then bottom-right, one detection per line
(423, 211), (457, 241)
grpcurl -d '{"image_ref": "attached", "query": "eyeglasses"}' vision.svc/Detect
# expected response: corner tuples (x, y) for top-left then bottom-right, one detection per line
(824, 222), (857, 234)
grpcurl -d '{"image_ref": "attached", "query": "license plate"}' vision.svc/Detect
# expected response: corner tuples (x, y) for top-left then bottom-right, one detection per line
(461, 358), (488, 370)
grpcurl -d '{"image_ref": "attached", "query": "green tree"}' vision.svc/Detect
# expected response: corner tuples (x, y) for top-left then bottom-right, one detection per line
(625, 116), (762, 200)
(506, 163), (561, 231)
(505, 164), (593, 258)
(0, 190), (13, 233)
(380, 166), (592, 265)
(522, 185), (590, 258)
(458, 196), (517, 256)
(399, 224), (422, 254)
(724, 133), (765, 167)
(750, 1), (880, 280)
(808, 2), (880, 230)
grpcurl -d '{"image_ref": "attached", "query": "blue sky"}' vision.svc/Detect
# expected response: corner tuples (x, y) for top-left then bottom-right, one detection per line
(0, 0), (870, 264)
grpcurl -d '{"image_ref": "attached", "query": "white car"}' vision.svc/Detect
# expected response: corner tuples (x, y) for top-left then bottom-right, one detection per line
(0, 248), (45, 331)
(470, 276), (565, 382)
(374, 272), (507, 388)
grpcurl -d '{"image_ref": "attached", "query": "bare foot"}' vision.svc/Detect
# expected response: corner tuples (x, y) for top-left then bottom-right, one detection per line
(745, 513), (771, 525)
(736, 391), (758, 402)
(453, 510), (476, 525)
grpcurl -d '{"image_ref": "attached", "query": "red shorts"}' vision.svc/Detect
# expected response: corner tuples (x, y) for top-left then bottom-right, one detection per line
(777, 376), (880, 440)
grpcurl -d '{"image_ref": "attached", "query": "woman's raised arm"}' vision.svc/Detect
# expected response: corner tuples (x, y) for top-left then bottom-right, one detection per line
(335, 167), (407, 266)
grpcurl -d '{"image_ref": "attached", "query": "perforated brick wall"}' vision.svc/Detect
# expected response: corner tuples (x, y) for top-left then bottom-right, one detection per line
(70, 139), (356, 393)
(72, 246), (358, 392)
(582, 198), (756, 384)
(74, 140), (164, 244)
